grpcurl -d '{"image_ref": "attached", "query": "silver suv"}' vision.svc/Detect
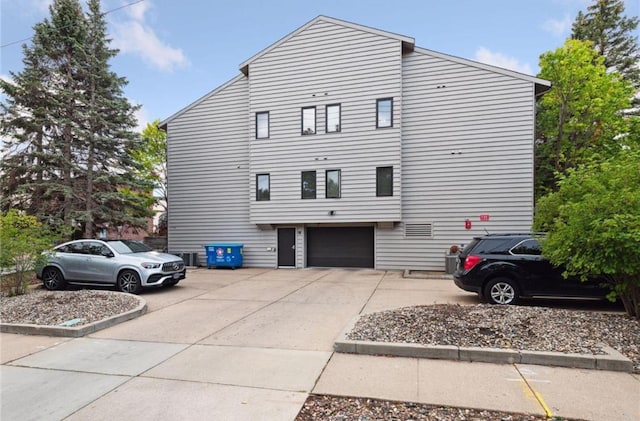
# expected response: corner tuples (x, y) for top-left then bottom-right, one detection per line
(36, 239), (186, 294)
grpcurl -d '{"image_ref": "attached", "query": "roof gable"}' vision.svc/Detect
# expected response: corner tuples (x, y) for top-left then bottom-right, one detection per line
(161, 16), (551, 128)
(159, 74), (245, 130)
(238, 15), (415, 76)
(412, 46), (551, 95)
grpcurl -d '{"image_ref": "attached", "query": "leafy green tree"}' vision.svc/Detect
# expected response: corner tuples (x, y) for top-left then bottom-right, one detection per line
(535, 39), (634, 198)
(534, 149), (640, 319)
(572, 0), (640, 89)
(0, 0), (151, 238)
(131, 120), (168, 214)
(0, 210), (62, 296)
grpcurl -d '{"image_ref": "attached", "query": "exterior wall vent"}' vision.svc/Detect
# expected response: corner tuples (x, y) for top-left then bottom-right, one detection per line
(404, 223), (433, 238)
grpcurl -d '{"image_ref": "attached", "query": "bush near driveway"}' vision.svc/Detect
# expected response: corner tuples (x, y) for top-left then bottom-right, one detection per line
(534, 149), (640, 319)
(0, 210), (59, 296)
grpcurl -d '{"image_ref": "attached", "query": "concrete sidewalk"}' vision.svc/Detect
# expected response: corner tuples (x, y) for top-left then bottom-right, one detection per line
(1, 268), (639, 420)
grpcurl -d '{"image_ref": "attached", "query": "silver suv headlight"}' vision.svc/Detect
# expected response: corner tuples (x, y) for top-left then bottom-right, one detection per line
(141, 262), (161, 269)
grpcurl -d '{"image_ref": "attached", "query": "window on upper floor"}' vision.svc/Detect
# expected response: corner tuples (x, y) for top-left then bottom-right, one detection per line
(376, 98), (393, 128)
(301, 171), (316, 199)
(256, 112), (269, 139)
(376, 166), (393, 197)
(326, 169), (341, 199)
(256, 173), (270, 201)
(326, 104), (341, 133)
(302, 107), (316, 135)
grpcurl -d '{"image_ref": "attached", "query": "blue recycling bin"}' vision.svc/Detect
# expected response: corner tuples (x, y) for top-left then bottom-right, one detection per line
(205, 243), (243, 269)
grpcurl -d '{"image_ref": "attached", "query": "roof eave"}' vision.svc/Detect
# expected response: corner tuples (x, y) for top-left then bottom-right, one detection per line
(535, 82), (552, 97)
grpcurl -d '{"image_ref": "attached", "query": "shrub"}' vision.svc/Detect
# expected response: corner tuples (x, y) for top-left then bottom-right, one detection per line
(534, 149), (640, 319)
(0, 210), (58, 296)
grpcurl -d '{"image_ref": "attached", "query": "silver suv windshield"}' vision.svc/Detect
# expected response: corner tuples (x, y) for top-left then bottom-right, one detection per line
(108, 240), (152, 254)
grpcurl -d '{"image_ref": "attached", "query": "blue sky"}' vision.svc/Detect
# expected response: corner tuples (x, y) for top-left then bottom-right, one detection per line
(1, 0), (639, 131)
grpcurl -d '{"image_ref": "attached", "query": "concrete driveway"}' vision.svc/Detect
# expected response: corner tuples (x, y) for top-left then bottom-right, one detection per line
(1, 268), (638, 421)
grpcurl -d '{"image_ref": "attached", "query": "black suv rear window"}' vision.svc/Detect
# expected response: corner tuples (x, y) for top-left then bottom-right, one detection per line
(462, 238), (481, 254)
(510, 239), (542, 255)
(468, 238), (515, 255)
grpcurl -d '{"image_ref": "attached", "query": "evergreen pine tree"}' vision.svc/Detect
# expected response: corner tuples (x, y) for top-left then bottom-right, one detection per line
(1, 0), (88, 228)
(80, 0), (151, 238)
(572, 0), (640, 88)
(1, 0), (153, 238)
(46, 0), (90, 229)
(0, 33), (51, 217)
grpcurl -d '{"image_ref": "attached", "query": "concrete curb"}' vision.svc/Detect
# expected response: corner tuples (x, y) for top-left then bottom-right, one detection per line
(0, 294), (147, 338)
(403, 270), (453, 280)
(334, 338), (633, 373)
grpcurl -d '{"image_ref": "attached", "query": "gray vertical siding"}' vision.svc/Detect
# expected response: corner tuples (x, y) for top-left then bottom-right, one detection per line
(247, 18), (403, 225)
(376, 48), (537, 271)
(164, 17), (544, 271)
(166, 76), (276, 267)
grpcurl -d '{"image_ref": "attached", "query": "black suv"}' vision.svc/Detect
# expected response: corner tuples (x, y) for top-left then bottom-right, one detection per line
(453, 233), (609, 305)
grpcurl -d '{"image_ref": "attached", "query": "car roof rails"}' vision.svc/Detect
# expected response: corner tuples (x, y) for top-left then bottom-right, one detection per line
(482, 232), (535, 237)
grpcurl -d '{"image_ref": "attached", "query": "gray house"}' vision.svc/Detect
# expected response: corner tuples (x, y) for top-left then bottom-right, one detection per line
(160, 16), (550, 271)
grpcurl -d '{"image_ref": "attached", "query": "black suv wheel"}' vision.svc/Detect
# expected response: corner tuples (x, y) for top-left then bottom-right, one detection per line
(484, 277), (520, 305)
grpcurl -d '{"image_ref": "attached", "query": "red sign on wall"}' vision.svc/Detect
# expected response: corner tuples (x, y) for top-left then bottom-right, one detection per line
(479, 214), (490, 221)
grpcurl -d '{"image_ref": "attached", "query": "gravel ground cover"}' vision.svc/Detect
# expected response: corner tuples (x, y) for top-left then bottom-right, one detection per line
(296, 395), (576, 421)
(0, 289), (140, 326)
(347, 304), (640, 372)
(302, 304), (636, 420)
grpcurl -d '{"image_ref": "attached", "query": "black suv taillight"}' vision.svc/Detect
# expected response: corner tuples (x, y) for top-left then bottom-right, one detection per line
(464, 255), (482, 271)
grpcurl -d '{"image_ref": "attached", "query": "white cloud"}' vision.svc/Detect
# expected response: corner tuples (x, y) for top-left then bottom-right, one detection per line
(132, 101), (150, 133)
(125, 0), (150, 21)
(543, 15), (573, 37)
(110, 2), (189, 73)
(474, 47), (533, 75)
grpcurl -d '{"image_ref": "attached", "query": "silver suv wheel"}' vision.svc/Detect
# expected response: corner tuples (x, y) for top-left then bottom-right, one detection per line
(43, 267), (66, 290)
(117, 270), (141, 294)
